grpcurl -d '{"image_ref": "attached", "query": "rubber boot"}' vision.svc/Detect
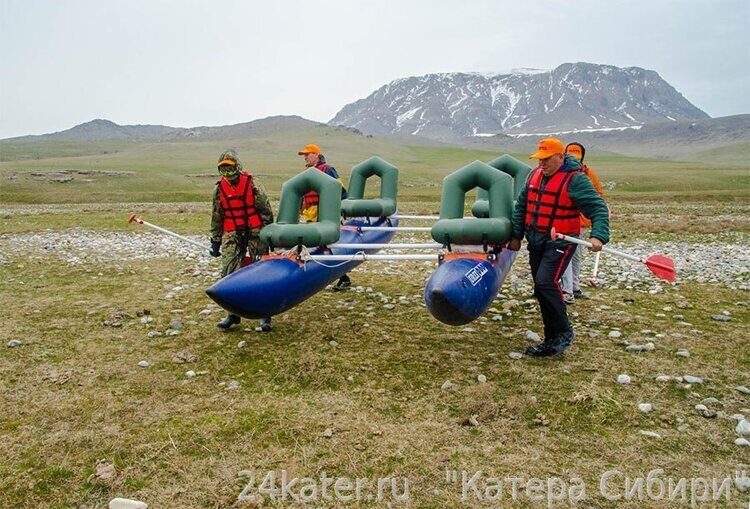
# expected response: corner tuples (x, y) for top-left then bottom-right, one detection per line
(217, 314), (241, 329)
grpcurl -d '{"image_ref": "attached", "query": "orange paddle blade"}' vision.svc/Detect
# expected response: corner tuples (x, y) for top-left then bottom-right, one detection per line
(645, 254), (676, 282)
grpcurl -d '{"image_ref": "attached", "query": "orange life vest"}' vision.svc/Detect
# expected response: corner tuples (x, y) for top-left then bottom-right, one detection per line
(524, 167), (581, 236)
(579, 165), (604, 228)
(302, 163), (330, 207)
(218, 172), (262, 232)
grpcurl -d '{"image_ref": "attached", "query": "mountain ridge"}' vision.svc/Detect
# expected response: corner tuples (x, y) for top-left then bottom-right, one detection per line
(329, 62), (710, 139)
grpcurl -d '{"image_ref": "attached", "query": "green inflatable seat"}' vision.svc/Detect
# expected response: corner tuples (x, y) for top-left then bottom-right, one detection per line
(340, 156), (398, 218)
(260, 168), (342, 248)
(471, 154), (532, 218)
(432, 160), (514, 245)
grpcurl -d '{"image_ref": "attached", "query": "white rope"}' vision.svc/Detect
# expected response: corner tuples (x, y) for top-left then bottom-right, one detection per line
(278, 245), (365, 269)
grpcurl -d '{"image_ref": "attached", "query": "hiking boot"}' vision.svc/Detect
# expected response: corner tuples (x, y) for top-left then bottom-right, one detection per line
(525, 342), (557, 357)
(257, 317), (272, 332)
(573, 289), (589, 300)
(525, 329), (575, 357)
(556, 328), (575, 351)
(217, 314), (241, 329)
(332, 274), (352, 292)
(563, 292), (575, 305)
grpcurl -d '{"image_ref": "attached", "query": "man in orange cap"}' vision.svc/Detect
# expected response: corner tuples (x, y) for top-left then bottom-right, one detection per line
(560, 142), (606, 303)
(508, 138), (610, 357)
(298, 143), (351, 291)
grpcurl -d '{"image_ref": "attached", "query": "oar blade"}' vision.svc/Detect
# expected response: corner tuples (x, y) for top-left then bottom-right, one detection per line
(645, 254), (676, 282)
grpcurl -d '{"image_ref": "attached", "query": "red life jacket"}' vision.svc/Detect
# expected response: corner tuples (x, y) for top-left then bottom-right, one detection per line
(524, 167), (581, 235)
(302, 163), (330, 207)
(218, 172), (262, 231)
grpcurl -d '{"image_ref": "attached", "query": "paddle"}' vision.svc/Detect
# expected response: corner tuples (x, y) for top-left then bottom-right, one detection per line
(550, 228), (676, 282)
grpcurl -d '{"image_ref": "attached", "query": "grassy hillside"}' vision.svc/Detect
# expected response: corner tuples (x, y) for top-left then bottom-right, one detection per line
(1, 124), (748, 205)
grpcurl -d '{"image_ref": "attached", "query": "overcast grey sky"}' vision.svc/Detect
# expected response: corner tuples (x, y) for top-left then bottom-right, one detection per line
(1, 0), (748, 138)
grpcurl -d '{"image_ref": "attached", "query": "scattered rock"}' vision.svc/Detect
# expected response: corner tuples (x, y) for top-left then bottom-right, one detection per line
(737, 419), (750, 436)
(701, 397), (720, 406)
(502, 299), (519, 311)
(146, 331), (163, 338)
(169, 320), (183, 330)
(226, 381), (240, 391)
(736, 386), (750, 395)
(639, 430), (661, 439)
(617, 374), (631, 384)
(525, 330), (541, 342)
(329, 340), (339, 347)
(675, 349), (690, 357)
(625, 342), (655, 352)
(683, 375), (704, 384)
(382, 304), (395, 310)
(508, 352), (523, 360)
(237, 340), (247, 349)
(103, 310), (133, 327)
(109, 498), (148, 509)
(171, 351), (197, 364)
(695, 404), (716, 418)
(608, 331), (622, 339)
(533, 413), (549, 426)
(7, 339), (21, 348)
(735, 438), (750, 447)
(89, 460), (116, 485)
(166, 330), (180, 337)
(322, 428), (334, 438)
(710, 315), (730, 322)
(441, 380), (454, 390)
(655, 375), (671, 383)
(477, 374), (487, 384)
(185, 370), (196, 378)
(638, 403), (653, 413)
(140, 316), (154, 324)
(137, 360), (149, 368)
(467, 415), (480, 427)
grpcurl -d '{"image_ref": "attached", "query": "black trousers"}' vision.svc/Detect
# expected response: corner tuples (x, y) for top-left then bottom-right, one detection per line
(528, 242), (577, 339)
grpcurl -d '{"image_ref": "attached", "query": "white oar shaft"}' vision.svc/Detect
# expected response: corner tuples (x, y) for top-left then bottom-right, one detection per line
(555, 233), (643, 263)
(390, 214), (440, 220)
(592, 251), (601, 277)
(328, 243), (442, 249)
(130, 216), (208, 251)
(354, 226), (432, 232)
(308, 254), (438, 261)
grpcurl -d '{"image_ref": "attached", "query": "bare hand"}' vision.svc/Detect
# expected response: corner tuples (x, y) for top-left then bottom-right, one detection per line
(588, 237), (603, 252)
(507, 238), (522, 251)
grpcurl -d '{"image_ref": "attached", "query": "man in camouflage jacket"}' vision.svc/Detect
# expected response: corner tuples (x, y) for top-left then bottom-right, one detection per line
(210, 149), (275, 331)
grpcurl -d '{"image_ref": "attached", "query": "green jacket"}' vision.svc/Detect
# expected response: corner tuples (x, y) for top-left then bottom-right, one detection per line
(511, 155), (609, 248)
(210, 176), (274, 243)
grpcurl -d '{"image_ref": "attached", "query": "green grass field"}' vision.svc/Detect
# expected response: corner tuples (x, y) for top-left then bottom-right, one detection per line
(2, 125), (748, 205)
(1, 127), (749, 508)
